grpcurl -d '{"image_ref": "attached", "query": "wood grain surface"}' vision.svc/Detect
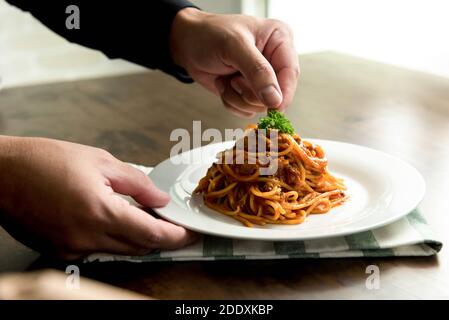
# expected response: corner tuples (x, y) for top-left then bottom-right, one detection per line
(1, 52), (448, 299)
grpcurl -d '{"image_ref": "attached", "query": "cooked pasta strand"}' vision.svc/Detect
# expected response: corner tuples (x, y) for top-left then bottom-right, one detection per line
(194, 128), (348, 227)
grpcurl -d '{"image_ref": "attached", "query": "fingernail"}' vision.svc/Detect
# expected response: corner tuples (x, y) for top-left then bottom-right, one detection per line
(231, 80), (243, 94)
(260, 85), (282, 107)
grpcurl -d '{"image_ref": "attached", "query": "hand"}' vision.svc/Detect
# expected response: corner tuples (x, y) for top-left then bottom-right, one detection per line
(0, 137), (197, 260)
(170, 8), (299, 118)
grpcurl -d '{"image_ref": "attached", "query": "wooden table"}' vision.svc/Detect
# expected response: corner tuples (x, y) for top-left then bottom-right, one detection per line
(1, 52), (449, 299)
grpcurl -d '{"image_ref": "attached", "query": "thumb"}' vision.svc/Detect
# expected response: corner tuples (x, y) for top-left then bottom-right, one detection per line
(107, 162), (170, 208)
(227, 39), (283, 108)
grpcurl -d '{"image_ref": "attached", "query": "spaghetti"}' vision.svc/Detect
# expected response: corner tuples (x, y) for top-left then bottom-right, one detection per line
(194, 125), (348, 228)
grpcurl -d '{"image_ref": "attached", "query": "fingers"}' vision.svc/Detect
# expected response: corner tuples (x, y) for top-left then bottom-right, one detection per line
(106, 161), (170, 208)
(108, 197), (198, 251)
(230, 75), (264, 107)
(217, 77), (267, 117)
(216, 78), (261, 119)
(57, 237), (147, 260)
(263, 26), (300, 111)
(57, 188), (197, 258)
(225, 37), (283, 108)
(275, 66), (299, 111)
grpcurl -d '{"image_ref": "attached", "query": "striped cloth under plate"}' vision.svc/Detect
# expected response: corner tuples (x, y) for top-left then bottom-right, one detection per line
(85, 165), (442, 263)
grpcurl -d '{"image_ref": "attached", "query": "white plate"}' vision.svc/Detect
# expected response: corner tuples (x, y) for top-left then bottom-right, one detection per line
(149, 140), (425, 241)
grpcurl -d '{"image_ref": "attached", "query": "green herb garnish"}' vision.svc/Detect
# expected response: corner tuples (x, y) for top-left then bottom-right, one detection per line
(257, 110), (294, 134)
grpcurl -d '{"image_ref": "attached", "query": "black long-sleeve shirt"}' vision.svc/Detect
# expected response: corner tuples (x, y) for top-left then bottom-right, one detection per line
(6, 0), (197, 82)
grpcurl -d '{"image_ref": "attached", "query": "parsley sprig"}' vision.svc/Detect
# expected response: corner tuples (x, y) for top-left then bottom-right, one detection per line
(257, 110), (294, 134)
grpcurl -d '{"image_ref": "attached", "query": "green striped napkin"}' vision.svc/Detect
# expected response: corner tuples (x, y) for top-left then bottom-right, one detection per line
(85, 165), (442, 263)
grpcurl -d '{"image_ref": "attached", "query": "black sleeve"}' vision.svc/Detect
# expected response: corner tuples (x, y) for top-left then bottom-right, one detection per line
(6, 0), (198, 83)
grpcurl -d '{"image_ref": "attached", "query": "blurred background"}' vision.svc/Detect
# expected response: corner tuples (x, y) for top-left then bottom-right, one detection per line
(1, 0), (448, 90)
(0, 1), (448, 298)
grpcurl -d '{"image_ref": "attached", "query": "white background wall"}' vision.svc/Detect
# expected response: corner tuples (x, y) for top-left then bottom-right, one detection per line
(269, 0), (449, 78)
(194, 0), (242, 13)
